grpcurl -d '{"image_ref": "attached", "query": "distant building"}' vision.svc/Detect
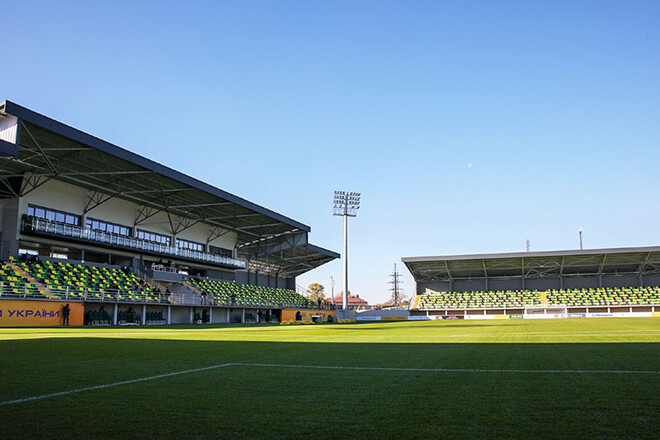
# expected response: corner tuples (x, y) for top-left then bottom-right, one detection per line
(327, 296), (369, 310)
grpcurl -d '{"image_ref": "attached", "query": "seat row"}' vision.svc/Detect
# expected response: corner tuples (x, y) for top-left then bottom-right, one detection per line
(3, 258), (168, 303)
(419, 289), (542, 309)
(184, 277), (316, 309)
(418, 286), (660, 310)
(545, 286), (660, 306)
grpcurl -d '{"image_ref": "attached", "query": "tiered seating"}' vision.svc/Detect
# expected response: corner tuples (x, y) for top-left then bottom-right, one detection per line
(418, 290), (542, 309)
(14, 259), (167, 303)
(184, 277), (316, 309)
(418, 286), (660, 310)
(546, 286), (660, 306)
(0, 262), (43, 297)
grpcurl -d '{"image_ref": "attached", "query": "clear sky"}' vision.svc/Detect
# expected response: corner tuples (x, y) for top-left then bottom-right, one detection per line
(2, 1), (659, 304)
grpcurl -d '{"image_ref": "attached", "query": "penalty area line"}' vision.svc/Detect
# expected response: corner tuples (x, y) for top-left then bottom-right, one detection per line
(0, 363), (234, 407)
(233, 363), (660, 375)
(2, 362), (657, 406)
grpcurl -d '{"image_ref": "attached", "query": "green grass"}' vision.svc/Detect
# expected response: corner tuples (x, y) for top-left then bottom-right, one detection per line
(1, 318), (659, 439)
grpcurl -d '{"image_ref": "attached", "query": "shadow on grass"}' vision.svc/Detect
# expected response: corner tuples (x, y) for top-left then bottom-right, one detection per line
(0, 337), (658, 440)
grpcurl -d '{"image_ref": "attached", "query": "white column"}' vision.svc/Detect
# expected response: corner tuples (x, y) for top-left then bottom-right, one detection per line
(113, 303), (118, 325)
(343, 214), (348, 310)
(167, 306), (171, 324)
(141, 305), (146, 325)
(189, 307), (194, 324)
(241, 308), (245, 323)
(226, 308), (230, 323)
(209, 307), (213, 324)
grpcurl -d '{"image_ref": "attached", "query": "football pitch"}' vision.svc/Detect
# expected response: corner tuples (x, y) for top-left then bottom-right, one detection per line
(1, 318), (659, 439)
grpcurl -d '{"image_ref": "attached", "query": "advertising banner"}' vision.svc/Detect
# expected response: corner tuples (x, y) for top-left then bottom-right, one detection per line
(0, 300), (84, 326)
(280, 309), (336, 322)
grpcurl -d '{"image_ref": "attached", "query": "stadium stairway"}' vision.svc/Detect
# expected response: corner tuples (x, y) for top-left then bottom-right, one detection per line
(540, 291), (548, 307)
(412, 294), (422, 310)
(6, 261), (57, 299)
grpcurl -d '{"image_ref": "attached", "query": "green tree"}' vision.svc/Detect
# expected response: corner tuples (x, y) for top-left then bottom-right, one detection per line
(306, 283), (325, 303)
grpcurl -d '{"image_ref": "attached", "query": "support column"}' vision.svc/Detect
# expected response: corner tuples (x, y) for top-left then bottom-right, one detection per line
(241, 308), (245, 323)
(113, 303), (118, 325)
(226, 308), (230, 323)
(141, 305), (146, 325)
(189, 307), (194, 324)
(209, 307), (213, 324)
(167, 305), (171, 324)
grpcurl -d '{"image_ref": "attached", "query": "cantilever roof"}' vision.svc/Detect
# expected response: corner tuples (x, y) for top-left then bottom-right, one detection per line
(403, 246), (660, 282)
(0, 100), (337, 276)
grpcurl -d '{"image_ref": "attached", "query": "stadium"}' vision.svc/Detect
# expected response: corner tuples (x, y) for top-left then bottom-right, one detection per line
(404, 247), (660, 319)
(1, 101), (658, 439)
(0, 100), (339, 326)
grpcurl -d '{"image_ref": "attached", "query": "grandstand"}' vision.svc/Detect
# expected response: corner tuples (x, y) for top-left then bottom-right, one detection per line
(0, 100), (338, 326)
(404, 247), (660, 318)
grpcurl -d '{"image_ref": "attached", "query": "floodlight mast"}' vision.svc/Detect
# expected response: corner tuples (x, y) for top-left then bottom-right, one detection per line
(333, 191), (360, 310)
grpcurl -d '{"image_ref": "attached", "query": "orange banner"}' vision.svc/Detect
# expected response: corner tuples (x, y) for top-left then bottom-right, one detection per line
(281, 309), (336, 322)
(0, 300), (84, 327)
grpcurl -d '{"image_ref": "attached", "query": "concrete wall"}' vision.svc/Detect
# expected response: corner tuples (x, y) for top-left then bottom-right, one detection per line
(0, 198), (19, 260)
(524, 277), (560, 291)
(18, 179), (238, 252)
(170, 306), (191, 324)
(210, 307), (229, 323)
(602, 274), (638, 288)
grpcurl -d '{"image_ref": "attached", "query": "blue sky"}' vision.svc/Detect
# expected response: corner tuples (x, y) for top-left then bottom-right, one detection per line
(2, 1), (659, 304)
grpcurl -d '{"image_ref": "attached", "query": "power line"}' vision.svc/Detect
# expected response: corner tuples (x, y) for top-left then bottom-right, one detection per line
(388, 263), (404, 305)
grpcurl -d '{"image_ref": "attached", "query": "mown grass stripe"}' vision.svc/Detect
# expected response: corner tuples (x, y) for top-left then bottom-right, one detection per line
(0, 363), (233, 406)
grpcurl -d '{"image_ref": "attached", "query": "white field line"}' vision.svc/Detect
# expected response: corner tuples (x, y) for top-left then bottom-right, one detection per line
(233, 363), (660, 375)
(3, 329), (660, 342)
(1, 362), (658, 407)
(0, 363), (233, 407)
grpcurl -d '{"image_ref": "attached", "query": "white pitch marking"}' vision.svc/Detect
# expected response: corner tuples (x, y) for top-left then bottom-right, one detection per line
(0, 363), (233, 407)
(232, 362), (660, 375)
(2, 362), (658, 407)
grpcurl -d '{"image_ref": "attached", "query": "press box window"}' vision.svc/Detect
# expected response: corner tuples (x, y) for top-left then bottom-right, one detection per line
(86, 218), (131, 237)
(136, 229), (171, 246)
(176, 238), (204, 252)
(27, 205), (80, 226)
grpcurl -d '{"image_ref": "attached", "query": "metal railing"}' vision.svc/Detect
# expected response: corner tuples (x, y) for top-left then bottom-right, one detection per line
(0, 282), (170, 304)
(0, 281), (336, 310)
(21, 215), (246, 269)
(417, 302), (660, 311)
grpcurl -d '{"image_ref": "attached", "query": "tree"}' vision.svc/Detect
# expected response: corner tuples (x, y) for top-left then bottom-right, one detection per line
(306, 283), (325, 303)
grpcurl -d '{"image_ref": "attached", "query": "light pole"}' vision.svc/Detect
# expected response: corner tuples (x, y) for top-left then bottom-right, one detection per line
(333, 191), (360, 310)
(578, 227), (583, 250)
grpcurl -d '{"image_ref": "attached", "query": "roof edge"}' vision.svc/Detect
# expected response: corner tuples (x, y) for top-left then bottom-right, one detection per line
(402, 245), (660, 263)
(305, 243), (340, 260)
(2, 99), (311, 233)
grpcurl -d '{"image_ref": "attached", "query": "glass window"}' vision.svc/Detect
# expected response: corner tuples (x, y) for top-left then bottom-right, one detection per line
(28, 204), (80, 226)
(176, 238), (204, 252)
(210, 245), (233, 258)
(86, 217), (132, 237)
(137, 229), (171, 246)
